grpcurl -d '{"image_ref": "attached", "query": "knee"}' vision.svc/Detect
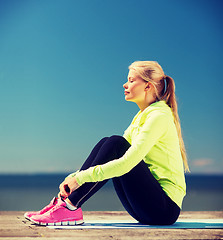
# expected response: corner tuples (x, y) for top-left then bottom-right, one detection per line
(96, 137), (109, 146)
(108, 135), (127, 144)
(107, 135), (131, 149)
(101, 135), (130, 158)
(97, 136), (126, 147)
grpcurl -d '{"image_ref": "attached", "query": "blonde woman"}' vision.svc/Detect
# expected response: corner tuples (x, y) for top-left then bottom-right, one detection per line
(25, 61), (189, 226)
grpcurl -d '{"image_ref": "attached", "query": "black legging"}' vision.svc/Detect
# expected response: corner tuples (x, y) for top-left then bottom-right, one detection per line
(68, 135), (180, 225)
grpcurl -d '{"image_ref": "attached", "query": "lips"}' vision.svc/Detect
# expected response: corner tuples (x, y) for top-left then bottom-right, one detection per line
(124, 91), (130, 95)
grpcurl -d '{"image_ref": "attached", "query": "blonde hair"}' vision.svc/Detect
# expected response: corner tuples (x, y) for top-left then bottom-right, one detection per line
(129, 61), (190, 172)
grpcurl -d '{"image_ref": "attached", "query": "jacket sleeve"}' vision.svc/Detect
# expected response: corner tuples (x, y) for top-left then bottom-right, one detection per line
(64, 170), (80, 181)
(75, 112), (168, 186)
(123, 125), (132, 143)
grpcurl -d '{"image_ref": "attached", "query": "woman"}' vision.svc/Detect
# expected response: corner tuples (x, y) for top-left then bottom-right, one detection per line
(24, 61), (189, 226)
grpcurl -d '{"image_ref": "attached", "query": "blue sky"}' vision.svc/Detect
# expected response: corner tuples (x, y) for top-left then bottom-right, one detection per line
(0, 0), (222, 174)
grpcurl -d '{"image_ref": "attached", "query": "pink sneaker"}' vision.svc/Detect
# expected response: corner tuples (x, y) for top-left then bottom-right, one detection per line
(30, 199), (84, 226)
(24, 197), (58, 220)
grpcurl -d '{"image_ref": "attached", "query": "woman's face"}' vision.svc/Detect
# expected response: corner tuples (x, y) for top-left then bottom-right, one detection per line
(123, 69), (148, 104)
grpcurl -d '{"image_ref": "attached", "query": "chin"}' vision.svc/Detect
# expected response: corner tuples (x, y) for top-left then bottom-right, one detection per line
(125, 97), (133, 102)
(125, 96), (130, 101)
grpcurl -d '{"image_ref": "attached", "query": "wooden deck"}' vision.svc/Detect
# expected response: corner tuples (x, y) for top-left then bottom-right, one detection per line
(0, 211), (223, 239)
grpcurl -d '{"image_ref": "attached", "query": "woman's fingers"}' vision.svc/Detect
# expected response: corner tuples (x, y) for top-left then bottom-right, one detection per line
(58, 177), (80, 199)
(66, 177), (80, 192)
(59, 182), (69, 198)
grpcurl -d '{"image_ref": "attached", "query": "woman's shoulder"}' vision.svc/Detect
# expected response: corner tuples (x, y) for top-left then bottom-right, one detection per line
(130, 101), (172, 126)
(143, 101), (172, 119)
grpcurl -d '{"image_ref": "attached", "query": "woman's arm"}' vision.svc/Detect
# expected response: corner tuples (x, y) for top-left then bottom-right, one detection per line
(123, 125), (132, 143)
(75, 112), (168, 186)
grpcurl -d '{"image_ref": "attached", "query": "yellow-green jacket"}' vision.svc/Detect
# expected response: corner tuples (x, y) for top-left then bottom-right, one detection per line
(74, 101), (186, 208)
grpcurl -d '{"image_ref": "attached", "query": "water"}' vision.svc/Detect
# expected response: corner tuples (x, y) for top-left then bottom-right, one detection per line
(0, 174), (222, 211)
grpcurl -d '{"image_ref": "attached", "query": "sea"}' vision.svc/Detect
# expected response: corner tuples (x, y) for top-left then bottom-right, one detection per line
(0, 173), (222, 211)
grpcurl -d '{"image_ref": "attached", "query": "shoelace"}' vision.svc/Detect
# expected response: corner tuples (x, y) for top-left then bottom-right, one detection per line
(40, 203), (54, 213)
(46, 201), (68, 216)
(39, 197), (58, 214)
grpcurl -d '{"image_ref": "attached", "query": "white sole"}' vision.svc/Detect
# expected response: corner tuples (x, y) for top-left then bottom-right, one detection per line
(24, 213), (32, 221)
(31, 219), (84, 226)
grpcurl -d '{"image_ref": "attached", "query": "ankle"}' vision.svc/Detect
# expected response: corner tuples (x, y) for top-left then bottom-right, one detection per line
(65, 199), (77, 210)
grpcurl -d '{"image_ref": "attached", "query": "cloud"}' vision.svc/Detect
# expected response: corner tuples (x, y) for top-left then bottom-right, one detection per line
(190, 158), (223, 174)
(192, 158), (213, 167)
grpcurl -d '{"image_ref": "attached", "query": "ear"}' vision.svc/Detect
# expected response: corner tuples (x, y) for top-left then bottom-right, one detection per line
(145, 82), (152, 91)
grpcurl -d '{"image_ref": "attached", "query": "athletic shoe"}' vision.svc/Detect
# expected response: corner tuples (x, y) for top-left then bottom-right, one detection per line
(24, 197), (58, 220)
(30, 198), (84, 226)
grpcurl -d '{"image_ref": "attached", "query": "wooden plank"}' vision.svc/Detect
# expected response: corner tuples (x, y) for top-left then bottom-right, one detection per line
(0, 211), (222, 240)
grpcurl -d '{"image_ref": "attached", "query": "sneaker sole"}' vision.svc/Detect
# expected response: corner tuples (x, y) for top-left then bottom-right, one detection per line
(24, 213), (34, 221)
(24, 213), (42, 221)
(31, 219), (84, 226)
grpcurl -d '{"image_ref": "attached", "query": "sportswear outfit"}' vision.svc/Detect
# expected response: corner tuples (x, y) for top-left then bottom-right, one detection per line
(26, 100), (186, 225)
(65, 100), (186, 225)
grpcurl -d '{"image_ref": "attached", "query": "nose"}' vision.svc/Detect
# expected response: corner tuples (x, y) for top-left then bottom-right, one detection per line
(123, 82), (128, 89)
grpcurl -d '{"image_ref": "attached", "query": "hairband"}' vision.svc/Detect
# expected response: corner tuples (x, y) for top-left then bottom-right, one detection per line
(163, 76), (167, 94)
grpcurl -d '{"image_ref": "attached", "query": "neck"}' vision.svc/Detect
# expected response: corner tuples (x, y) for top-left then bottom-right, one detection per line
(134, 91), (157, 112)
(137, 99), (156, 112)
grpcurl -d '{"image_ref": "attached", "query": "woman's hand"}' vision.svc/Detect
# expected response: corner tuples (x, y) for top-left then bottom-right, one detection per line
(58, 176), (80, 198)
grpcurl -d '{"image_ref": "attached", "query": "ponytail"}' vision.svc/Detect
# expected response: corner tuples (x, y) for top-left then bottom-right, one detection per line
(128, 61), (190, 172)
(162, 76), (190, 172)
